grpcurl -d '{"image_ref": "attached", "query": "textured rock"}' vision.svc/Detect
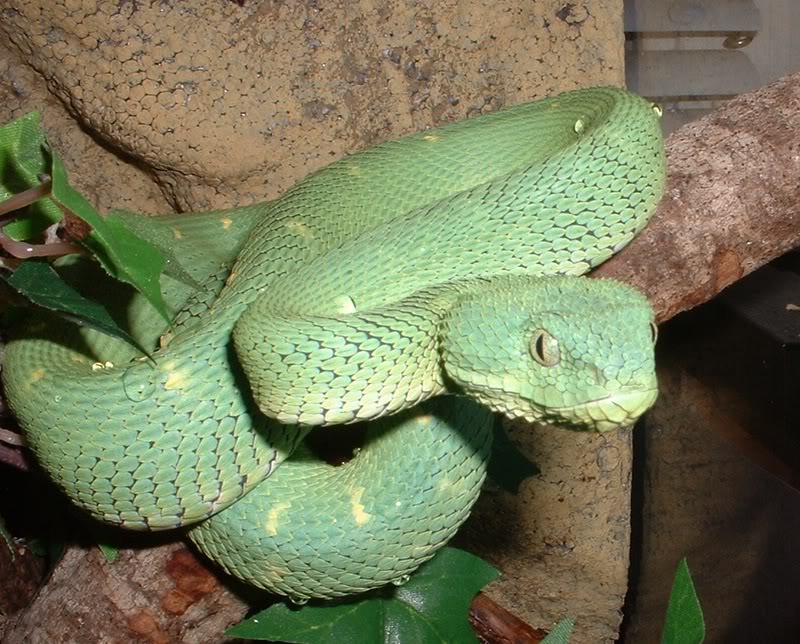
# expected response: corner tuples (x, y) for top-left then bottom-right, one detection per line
(1, 0), (622, 210)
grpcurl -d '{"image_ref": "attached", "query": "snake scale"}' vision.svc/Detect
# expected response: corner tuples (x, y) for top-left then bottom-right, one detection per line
(3, 87), (666, 600)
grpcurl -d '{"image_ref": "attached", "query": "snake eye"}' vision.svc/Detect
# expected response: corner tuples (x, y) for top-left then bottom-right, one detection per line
(650, 322), (659, 344)
(530, 329), (560, 367)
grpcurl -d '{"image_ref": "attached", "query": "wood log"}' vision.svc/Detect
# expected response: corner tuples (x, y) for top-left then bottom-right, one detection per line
(595, 71), (800, 322)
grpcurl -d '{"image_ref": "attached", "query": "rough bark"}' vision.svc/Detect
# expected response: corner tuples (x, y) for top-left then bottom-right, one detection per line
(595, 70), (800, 322)
(5, 542), (248, 644)
(0, 533), (45, 640)
(470, 594), (547, 644)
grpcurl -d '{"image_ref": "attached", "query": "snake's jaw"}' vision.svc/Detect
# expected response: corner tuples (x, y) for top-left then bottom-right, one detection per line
(460, 382), (658, 432)
(540, 385), (659, 432)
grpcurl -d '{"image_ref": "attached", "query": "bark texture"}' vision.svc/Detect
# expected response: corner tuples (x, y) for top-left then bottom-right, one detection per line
(595, 71), (800, 320)
(5, 543), (247, 644)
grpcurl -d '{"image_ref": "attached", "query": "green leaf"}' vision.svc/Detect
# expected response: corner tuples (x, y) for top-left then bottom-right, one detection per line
(109, 209), (200, 290)
(0, 112), (61, 239)
(0, 516), (15, 558)
(226, 548), (500, 643)
(49, 153), (170, 321)
(26, 536), (65, 565)
(0, 113), (170, 321)
(97, 542), (118, 564)
(2, 260), (147, 353)
(541, 618), (575, 644)
(661, 559), (705, 644)
(487, 417), (539, 493)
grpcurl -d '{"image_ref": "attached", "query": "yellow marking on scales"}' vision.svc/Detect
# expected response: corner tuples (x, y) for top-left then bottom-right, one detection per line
(28, 368), (46, 385)
(285, 220), (313, 239)
(221, 217), (233, 229)
(264, 563), (290, 584)
(437, 476), (453, 492)
(172, 228), (183, 240)
(265, 500), (292, 536)
(334, 295), (357, 314)
(226, 270), (238, 286)
(162, 361), (189, 390)
(422, 133), (441, 142)
(164, 371), (189, 390)
(350, 486), (371, 526)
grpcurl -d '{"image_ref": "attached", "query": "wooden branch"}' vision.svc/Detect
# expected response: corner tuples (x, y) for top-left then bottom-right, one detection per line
(6, 72), (800, 644)
(470, 593), (547, 643)
(595, 71), (800, 322)
(4, 542), (248, 643)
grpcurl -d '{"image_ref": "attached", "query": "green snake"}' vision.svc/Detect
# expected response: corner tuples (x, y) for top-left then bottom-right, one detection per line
(2, 87), (666, 601)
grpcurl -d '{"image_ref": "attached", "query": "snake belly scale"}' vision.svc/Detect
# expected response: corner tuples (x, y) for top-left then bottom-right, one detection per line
(2, 87), (666, 599)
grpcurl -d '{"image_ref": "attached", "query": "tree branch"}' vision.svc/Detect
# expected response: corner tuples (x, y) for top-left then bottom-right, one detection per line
(595, 71), (800, 322)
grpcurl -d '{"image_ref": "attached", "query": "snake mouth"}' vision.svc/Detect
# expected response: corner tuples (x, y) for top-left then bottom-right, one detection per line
(474, 384), (658, 432)
(546, 388), (659, 432)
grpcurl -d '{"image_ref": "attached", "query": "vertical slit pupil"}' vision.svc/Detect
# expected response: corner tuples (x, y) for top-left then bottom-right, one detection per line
(536, 333), (546, 359)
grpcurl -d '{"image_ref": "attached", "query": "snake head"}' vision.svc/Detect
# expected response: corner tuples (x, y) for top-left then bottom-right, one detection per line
(440, 275), (658, 432)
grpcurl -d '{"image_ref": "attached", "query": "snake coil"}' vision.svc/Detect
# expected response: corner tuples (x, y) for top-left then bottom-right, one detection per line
(3, 87), (665, 599)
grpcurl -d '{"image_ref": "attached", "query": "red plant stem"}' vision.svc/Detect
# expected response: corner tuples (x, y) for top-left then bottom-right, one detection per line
(0, 428), (25, 447)
(0, 229), (81, 258)
(0, 443), (29, 472)
(0, 181), (51, 218)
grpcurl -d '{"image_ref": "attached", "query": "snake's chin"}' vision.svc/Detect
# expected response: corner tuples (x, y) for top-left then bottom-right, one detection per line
(492, 387), (659, 432)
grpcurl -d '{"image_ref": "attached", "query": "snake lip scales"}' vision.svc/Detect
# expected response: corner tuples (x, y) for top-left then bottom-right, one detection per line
(3, 86), (666, 600)
(549, 388), (660, 433)
(475, 387), (659, 432)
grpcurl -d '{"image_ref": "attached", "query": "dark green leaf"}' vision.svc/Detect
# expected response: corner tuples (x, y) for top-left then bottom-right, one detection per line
(228, 599), (383, 644)
(226, 548), (500, 643)
(26, 536), (65, 565)
(661, 558), (704, 644)
(49, 153), (170, 321)
(3, 260), (146, 353)
(488, 417), (540, 493)
(97, 542), (118, 564)
(25, 538), (47, 557)
(541, 618), (575, 644)
(0, 112), (61, 239)
(0, 516), (15, 558)
(109, 209), (200, 290)
(0, 113), (170, 320)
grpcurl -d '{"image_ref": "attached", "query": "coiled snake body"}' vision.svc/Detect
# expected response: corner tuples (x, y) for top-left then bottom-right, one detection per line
(3, 87), (666, 600)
